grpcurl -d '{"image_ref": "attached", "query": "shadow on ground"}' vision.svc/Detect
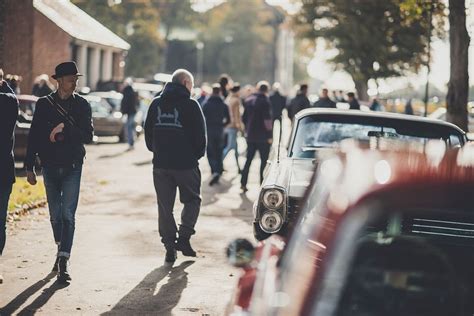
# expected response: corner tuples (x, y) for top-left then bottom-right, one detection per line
(0, 272), (69, 315)
(102, 260), (195, 316)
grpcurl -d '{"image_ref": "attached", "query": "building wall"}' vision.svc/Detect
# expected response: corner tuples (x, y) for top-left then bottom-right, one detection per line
(32, 9), (71, 91)
(3, 0), (35, 93)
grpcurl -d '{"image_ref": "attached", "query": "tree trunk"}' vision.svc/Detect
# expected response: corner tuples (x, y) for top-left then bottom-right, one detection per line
(446, 0), (469, 131)
(354, 79), (369, 102)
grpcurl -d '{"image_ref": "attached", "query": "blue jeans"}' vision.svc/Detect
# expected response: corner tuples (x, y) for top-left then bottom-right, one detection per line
(127, 113), (136, 147)
(43, 164), (82, 258)
(0, 184), (13, 256)
(222, 128), (240, 171)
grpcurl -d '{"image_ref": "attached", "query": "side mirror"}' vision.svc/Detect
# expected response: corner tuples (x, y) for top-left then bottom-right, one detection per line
(226, 238), (255, 268)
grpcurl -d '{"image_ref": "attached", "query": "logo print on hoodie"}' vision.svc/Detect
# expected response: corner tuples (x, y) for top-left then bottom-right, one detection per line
(156, 107), (182, 128)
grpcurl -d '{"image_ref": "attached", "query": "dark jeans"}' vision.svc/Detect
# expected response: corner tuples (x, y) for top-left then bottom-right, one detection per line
(0, 184), (13, 256)
(153, 167), (201, 249)
(43, 164), (82, 258)
(241, 141), (271, 187)
(207, 132), (224, 175)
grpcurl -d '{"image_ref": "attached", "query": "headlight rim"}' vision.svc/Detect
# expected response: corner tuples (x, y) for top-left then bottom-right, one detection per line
(262, 188), (284, 210)
(259, 210), (283, 233)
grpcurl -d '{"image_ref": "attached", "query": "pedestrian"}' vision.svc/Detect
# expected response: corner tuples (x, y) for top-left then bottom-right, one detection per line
(202, 83), (230, 185)
(347, 92), (361, 110)
(144, 69), (206, 264)
(405, 99), (414, 115)
(0, 69), (19, 284)
(120, 78), (139, 150)
(223, 83), (243, 174)
(269, 82), (287, 127)
(287, 83), (310, 121)
(25, 61), (94, 283)
(370, 98), (384, 111)
(313, 88), (336, 108)
(32, 74), (54, 97)
(240, 81), (273, 193)
(219, 74), (231, 99)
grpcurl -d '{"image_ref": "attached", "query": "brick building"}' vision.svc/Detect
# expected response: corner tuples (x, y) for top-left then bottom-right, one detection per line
(1, 0), (130, 92)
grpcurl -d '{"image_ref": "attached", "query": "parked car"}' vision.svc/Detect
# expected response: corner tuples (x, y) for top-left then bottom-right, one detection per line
(227, 145), (474, 316)
(13, 95), (38, 163)
(254, 108), (468, 240)
(428, 104), (474, 135)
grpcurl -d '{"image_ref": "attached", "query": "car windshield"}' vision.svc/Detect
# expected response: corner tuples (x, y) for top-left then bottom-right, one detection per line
(290, 115), (464, 158)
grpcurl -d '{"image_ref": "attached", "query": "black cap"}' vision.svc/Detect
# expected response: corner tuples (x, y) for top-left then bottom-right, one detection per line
(52, 61), (82, 80)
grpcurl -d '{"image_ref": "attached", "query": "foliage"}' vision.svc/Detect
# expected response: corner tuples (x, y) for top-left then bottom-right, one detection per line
(294, 0), (446, 99)
(8, 179), (45, 212)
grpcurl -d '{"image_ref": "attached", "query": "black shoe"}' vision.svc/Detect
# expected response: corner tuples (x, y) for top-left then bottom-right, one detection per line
(209, 174), (220, 186)
(165, 248), (177, 263)
(176, 237), (197, 257)
(240, 185), (248, 193)
(57, 257), (71, 282)
(52, 257), (60, 273)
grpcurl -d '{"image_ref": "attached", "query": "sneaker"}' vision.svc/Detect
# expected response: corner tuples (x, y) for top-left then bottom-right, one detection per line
(52, 257), (60, 273)
(57, 257), (71, 283)
(165, 248), (177, 263)
(240, 185), (248, 193)
(209, 174), (220, 186)
(176, 237), (197, 257)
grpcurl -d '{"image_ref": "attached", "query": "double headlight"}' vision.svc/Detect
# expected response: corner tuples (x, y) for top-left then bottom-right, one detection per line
(259, 188), (286, 233)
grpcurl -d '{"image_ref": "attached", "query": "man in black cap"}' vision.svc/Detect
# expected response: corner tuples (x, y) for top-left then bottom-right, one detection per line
(25, 61), (94, 283)
(0, 68), (19, 284)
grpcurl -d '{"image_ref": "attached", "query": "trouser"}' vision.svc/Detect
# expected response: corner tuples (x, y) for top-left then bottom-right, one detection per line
(207, 132), (224, 175)
(222, 128), (240, 171)
(153, 167), (201, 249)
(0, 184), (13, 256)
(240, 141), (271, 187)
(127, 113), (136, 147)
(42, 164), (82, 258)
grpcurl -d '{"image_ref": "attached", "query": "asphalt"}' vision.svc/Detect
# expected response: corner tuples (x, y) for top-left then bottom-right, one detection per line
(0, 135), (263, 316)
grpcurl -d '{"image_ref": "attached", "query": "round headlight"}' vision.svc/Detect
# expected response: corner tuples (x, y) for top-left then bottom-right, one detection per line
(262, 189), (284, 209)
(260, 211), (283, 233)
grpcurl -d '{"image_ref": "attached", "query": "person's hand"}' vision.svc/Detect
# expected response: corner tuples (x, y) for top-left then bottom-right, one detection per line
(268, 138), (273, 144)
(26, 171), (37, 185)
(49, 123), (64, 142)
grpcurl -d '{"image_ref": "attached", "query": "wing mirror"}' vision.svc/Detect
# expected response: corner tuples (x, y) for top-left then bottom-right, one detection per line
(226, 238), (255, 268)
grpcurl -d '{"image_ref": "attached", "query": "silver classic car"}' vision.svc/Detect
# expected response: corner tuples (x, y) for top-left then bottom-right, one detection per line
(253, 108), (467, 240)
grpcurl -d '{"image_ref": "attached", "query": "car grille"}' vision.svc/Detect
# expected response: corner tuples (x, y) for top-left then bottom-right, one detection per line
(288, 197), (302, 223)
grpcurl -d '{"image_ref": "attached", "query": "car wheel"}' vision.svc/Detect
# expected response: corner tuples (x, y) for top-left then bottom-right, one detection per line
(253, 222), (271, 241)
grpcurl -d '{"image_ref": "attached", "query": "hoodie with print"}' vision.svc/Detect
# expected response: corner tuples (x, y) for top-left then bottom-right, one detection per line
(145, 82), (207, 169)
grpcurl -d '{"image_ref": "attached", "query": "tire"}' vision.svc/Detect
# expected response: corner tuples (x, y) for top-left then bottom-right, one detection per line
(253, 222), (271, 241)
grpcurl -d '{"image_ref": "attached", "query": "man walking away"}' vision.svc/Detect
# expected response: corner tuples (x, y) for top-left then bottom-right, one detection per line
(25, 62), (94, 283)
(145, 69), (207, 264)
(347, 92), (361, 110)
(269, 82), (287, 129)
(287, 84), (310, 121)
(202, 84), (230, 185)
(313, 88), (336, 108)
(240, 81), (273, 193)
(0, 69), (19, 284)
(223, 83), (243, 174)
(121, 78), (139, 150)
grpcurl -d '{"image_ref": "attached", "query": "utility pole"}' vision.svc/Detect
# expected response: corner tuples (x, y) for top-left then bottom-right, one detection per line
(424, 0), (433, 117)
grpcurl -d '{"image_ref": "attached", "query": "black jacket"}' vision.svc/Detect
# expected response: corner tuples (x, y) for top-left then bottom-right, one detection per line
(25, 92), (94, 171)
(269, 91), (286, 120)
(242, 92), (273, 143)
(313, 97), (336, 108)
(287, 93), (310, 120)
(120, 85), (138, 115)
(145, 82), (207, 170)
(0, 82), (19, 187)
(202, 95), (230, 135)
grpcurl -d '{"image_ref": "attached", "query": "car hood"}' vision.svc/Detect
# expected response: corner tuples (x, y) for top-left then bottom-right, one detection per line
(288, 159), (316, 198)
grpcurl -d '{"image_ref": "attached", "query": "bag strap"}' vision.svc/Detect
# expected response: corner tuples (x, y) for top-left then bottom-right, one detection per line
(46, 95), (77, 126)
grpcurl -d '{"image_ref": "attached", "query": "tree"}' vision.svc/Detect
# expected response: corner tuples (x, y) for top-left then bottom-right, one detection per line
(446, 0), (469, 131)
(294, 0), (445, 100)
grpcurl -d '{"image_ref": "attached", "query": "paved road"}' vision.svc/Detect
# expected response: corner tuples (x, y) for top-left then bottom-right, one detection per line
(0, 136), (263, 315)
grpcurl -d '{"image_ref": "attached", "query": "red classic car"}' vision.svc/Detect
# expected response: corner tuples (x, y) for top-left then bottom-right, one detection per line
(227, 144), (474, 316)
